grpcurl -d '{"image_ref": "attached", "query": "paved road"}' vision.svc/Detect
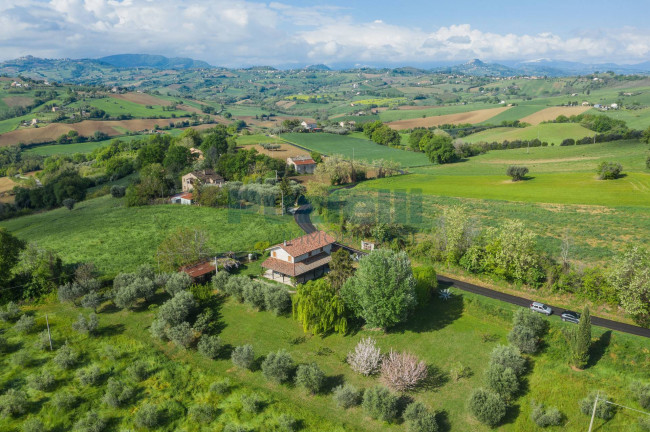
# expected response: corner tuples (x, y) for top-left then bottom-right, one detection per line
(294, 203), (650, 339)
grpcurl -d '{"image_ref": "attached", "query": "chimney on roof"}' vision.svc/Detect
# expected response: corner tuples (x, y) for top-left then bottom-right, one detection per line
(283, 240), (287, 246)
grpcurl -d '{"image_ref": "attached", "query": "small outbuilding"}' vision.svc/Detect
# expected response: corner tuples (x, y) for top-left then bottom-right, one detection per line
(170, 192), (193, 205)
(287, 156), (316, 174)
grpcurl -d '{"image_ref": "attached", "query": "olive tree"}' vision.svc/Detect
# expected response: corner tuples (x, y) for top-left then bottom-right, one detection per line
(610, 244), (650, 325)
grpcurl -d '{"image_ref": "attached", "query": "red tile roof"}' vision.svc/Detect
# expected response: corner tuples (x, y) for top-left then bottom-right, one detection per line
(273, 231), (335, 257)
(180, 261), (216, 278)
(292, 159), (315, 165)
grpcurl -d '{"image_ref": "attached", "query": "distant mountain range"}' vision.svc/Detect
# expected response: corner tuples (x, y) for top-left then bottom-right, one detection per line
(98, 54), (212, 69)
(1, 54), (649, 81)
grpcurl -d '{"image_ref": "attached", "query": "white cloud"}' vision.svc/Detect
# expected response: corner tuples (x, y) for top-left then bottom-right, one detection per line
(0, 0), (648, 66)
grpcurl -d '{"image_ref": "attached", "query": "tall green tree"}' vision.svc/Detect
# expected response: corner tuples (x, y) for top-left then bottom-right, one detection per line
(328, 248), (355, 290)
(610, 244), (650, 325)
(341, 249), (416, 329)
(568, 306), (591, 369)
(420, 134), (458, 164)
(0, 228), (25, 289)
(292, 279), (347, 336)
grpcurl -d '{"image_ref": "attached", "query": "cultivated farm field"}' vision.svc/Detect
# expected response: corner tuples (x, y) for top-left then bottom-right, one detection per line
(519, 105), (592, 125)
(387, 106), (511, 130)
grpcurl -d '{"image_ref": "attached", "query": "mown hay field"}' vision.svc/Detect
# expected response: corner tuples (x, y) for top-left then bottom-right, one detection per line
(387, 106), (511, 130)
(519, 106), (592, 125)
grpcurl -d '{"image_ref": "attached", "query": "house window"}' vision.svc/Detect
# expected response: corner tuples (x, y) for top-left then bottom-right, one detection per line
(272, 251), (276, 257)
(288, 256), (293, 262)
(320, 247), (323, 252)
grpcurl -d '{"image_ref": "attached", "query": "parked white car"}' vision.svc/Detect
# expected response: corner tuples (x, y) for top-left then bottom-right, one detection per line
(530, 302), (552, 315)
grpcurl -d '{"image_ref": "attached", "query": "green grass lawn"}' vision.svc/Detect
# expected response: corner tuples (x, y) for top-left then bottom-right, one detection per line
(282, 133), (430, 168)
(463, 123), (595, 145)
(1, 283), (647, 431)
(236, 134), (282, 146)
(359, 171), (650, 207)
(414, 140), (650, 176)
(0, 195), (302, 277)
(69, 97), (189, 118)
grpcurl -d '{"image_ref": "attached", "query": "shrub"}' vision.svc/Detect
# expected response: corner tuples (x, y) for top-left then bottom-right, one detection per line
(110, 185), (126, 198)
(81, 292), (103, 311)
(295, 363), (325, 394)
(450, 362), (473, 381)
(362, 386), (399, 422)
(73, 411), (106, 432)
(404, 401), (439, 432)
(488, 345), (526, 377)
(467, 388), (506, 427)
(51, 392), (78, 410)
(135, 403), (161, 428)
(14, 314), (36, 334)
(264, 285), (292, 315)
(506, 165), (529, 181)
(198, 334), (222, 359)
(27, 370), (56, 391)
(631, 381), (650, 410)
(102, 378), (135, 407)
(262, 349), (294, 384)
(485, 364), (519, 400)
(243, 281), (266, 310)
(531, 401), (563, 427)
(347, 337), (383, 376)
(508, 309), (547, 354)
(579, 392), (615, 420)
(380, 350), (428, 392)
(0, 302), (21, 322)
(149, 319), (168, 340)
(224, 275), (250, 302)
(333, 384), (361, 409)
(165, 272), (192, 296)
(77, 365), (102, 386)
(53, 343), (79, 369)
(62, 198), (76, 210)
(212, 271), (230, 291)
(0, 389), (28, 417)
(126, 361), (149, 381)
(276, 414), (298, 432)
(597, 161), (623, 180)
(210, 378), (231, 395)
(192, 309), (215, 333)
(240, 393), (262, 413)
(167, 321), (194, 348)
(189, 403), (215, 424)
(22, 418), (45, 432)
(12, 350), (32, 367)
(34, 330), (52, 351)
(158, 291), (196, 326)
(232, 344), (255, 370)
(72, 313), (99, 335)
(560, 138), (575, 146)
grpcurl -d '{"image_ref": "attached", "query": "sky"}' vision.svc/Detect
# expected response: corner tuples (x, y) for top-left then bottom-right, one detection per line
(0, 0), (649, 67)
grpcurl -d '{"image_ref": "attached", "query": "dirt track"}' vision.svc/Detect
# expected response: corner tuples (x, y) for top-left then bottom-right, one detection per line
(387, 107), (510, 130)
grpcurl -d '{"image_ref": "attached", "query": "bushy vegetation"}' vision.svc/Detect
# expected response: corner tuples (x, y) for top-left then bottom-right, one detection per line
(262, 349), (294, 384)
(467, 388), (507, 427)
(579, 392), (616, 420)
(362, 386), (399, 422)
(508, 309), (548, 354)
(332, 384), (362, 409)
(531, 401), (564, 427)
(231, 344), (255, 370)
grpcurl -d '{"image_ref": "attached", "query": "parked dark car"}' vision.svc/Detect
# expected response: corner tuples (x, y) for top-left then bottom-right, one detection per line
(561, 311), (581, 324)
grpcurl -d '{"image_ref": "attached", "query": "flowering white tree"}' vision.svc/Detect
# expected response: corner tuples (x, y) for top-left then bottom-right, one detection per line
(380, 350), (428, 392)
(347, 337), (383, 376)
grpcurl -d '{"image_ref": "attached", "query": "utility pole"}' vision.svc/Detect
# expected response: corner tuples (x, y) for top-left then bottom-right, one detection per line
(588, 392), (599, 432)
(45, 314), (53, 351)
(281, 189), (284, 216)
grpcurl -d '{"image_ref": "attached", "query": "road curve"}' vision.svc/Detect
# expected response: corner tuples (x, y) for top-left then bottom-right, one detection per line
(293, 202), (650, 339)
